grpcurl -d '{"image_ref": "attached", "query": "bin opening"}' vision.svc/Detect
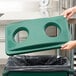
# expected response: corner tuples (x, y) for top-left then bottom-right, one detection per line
(7, 55), (68, 66)
(4, 55), (70, 72)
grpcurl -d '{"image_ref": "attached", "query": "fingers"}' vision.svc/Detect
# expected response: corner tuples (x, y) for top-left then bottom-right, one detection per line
(61, 46), (70, 51)
(61, 43), (68, 50)
(61, 43), (68, 48)
(61, 12), (67, 18)
(61, 12), (72, 19)
(61, 8), (73, 19)
(61, 41), (76, 51)
(66, 12), (73, 19)
(61, 43), (71, 51)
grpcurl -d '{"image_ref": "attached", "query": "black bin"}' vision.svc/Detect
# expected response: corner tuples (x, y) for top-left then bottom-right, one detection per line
(3, 55), (72, 76)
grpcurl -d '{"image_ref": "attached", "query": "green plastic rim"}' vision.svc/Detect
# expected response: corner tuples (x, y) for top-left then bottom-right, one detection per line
(13, 27), (29, 43)
(45, 22), (61, 37)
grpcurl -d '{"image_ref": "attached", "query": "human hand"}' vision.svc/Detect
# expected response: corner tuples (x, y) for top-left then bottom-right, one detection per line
(61, 41), (76, 51)
(61, 6), (76, 19)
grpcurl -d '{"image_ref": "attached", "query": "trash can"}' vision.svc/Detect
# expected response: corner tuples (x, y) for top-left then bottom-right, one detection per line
(3, 55), (72, 76)
(3, 16), (74, 76)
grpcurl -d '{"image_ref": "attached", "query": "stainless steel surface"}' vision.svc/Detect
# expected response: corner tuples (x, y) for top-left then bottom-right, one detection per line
(68, 19), (76, 24)
(0, 65), (4, 76)
(70, 0), (76, 70)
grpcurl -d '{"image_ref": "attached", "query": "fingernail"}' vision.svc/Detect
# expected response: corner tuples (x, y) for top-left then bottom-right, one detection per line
(64, 16), (66, 18)
(61, 45), (63, 47)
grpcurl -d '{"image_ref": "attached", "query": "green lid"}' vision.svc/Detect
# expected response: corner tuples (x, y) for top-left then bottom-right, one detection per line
(5, 16), (70, 56)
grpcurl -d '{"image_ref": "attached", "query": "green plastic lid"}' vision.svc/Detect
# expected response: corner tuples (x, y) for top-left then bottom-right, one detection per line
(5, 16), (70, 56)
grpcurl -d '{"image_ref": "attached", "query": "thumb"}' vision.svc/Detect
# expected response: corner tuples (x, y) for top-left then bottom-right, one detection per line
(61, 43), (68, 48)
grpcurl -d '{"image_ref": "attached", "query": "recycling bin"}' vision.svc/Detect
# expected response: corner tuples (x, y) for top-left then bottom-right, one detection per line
(3, 16), (74, 76)
(3, 55), (72, 76)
